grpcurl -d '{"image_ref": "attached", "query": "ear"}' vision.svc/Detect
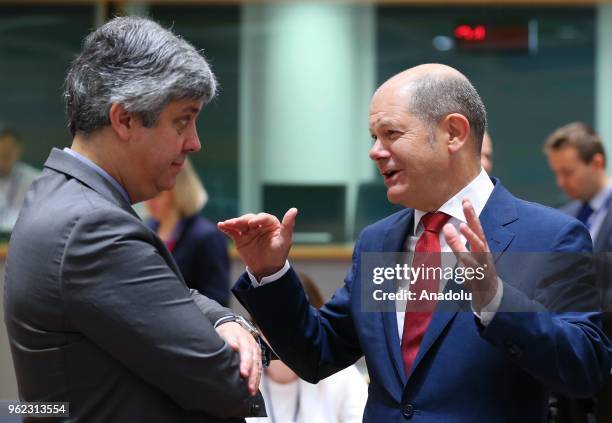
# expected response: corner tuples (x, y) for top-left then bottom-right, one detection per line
(108, 103), (135, 141)
(590, 152), (605, 170)
(441, 113), (470, 154)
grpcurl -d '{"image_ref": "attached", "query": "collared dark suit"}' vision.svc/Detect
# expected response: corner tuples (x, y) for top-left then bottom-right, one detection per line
(234, 179), (611, 422)
(559, 199), (612, 422)
(4, 148), (265, 422)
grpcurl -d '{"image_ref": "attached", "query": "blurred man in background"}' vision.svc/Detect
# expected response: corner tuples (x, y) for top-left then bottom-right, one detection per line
(544, 122), (612, 423)
(0, 127), (39, 234)
(481, 131), (493, 174)
(545, 122), (612, 252)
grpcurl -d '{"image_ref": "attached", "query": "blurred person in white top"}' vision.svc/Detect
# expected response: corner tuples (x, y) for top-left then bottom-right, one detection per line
(248, 271), (368, 423)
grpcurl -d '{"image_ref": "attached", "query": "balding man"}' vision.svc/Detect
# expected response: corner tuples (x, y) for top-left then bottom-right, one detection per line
(221, 64), (611, 422)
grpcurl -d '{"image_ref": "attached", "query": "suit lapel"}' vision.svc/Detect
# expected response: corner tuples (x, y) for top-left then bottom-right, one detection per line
(381, 210), (413, 387)
(479, 180), (518, 259)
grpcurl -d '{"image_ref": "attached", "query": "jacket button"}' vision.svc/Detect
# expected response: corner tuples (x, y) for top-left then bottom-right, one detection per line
(505, 342), (523, 358)
(402, 403), (414, 419)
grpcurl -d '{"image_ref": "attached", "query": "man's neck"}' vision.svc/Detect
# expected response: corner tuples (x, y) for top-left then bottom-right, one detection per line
(71, 132), (123, 188)
(426, 165), (481, 212)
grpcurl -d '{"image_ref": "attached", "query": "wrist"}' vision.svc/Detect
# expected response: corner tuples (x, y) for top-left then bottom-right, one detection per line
(251, 264), (285, 281)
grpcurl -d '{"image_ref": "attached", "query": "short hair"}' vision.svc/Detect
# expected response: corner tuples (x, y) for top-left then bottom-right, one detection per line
(173, 158), (208, 217)
(64, 16), (217, 137)
(408, 73), (487, 152)
(543, 122), (605, 165)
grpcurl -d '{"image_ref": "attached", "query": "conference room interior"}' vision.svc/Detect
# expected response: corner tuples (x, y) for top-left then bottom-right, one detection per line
(1, 0), (611, 407)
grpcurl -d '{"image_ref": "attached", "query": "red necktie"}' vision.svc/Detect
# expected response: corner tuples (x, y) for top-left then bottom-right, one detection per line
(401, 212), (451, 377)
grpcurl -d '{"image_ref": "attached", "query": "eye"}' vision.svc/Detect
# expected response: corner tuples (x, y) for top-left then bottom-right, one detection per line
(370, 133), (377, 142)
(387, 129), (401, 138)
(175, 116), (192, 133)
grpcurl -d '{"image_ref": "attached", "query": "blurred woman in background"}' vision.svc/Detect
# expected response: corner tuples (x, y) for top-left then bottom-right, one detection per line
(145, 158), (230, 306)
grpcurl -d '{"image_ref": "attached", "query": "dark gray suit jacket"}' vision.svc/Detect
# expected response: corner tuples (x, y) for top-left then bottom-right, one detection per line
(3, 148), (265, 422)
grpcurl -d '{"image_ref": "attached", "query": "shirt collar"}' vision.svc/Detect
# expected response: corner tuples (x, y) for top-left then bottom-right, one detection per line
(413, 168), (494, 234)
(63, 147), (131, 204)
(588, 179), (612, 212)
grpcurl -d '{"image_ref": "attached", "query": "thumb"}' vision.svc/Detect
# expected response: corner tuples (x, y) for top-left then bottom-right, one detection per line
(280, 207), (298, 241)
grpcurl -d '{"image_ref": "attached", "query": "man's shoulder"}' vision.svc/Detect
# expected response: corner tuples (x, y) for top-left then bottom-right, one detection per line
(495, 186), (591, 252)
(12, 170), (144, 252)
(514, 197), (578, 228)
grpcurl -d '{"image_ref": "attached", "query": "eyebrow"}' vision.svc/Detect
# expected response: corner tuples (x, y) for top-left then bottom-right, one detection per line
(370, 117), (400, 131)
(181, 106), (201, 115)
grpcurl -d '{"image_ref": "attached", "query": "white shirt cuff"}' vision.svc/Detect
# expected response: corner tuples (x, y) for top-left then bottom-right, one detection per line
(472, 276), (504, 326)
(247, 260), (291, 287)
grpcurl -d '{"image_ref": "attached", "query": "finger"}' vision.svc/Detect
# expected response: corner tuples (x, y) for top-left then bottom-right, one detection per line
(462, 198), (486, 243)
(237, 336), (253, 378)
(458, 222), (486, 252)
(250, 362), (262, 396)
(248, 213), (280, 229)
(280, 208), (298, 240)
(219, 214), (257, 234)
(248, 346), (262, 395)
(443, 223), (467, 254)
(217, 225), (242, 240)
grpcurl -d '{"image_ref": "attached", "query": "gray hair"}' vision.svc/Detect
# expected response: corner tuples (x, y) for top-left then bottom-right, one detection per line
(408, 73), (487, 152)
(64, 16), (217, 136)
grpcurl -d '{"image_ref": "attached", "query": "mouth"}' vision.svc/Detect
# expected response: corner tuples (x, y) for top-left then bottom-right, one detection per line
(381, 169), (401, 184)
(171, 160), (184, 171)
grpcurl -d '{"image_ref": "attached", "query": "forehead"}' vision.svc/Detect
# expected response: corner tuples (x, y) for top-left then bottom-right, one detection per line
(163, 98), (204, 115)
(368, 88), (414, 129)
(548, 146), (582, 165)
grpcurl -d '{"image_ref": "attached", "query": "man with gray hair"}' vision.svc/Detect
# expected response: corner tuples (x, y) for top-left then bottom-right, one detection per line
(221, 64), (611, 422)
(4, 17), (266, 422)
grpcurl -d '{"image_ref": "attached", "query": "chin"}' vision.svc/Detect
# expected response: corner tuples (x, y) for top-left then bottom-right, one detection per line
(386, 187), (407, 206)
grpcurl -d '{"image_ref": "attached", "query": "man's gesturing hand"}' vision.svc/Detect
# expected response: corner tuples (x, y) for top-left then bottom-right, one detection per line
(218, 208), (298, 280)
(442, 198), (498, 312)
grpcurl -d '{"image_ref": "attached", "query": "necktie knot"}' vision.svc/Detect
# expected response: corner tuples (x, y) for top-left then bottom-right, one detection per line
(420, 212), (451, 234)
(576, 202), (594, 226)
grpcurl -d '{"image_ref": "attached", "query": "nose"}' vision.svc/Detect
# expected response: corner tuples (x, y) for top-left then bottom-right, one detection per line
(556, 174), (566, 190)
(369, 138), (390, 161)
(185, 124), (201, 153)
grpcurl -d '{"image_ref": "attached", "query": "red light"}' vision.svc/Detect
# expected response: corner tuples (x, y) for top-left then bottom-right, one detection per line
(455, 25), (473, 40)
(473, 25), (486, 41)
(454, 24), (487, 42)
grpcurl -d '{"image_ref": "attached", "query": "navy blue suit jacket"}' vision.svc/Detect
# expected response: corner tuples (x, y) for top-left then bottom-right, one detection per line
(233, 180), (612, 422)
